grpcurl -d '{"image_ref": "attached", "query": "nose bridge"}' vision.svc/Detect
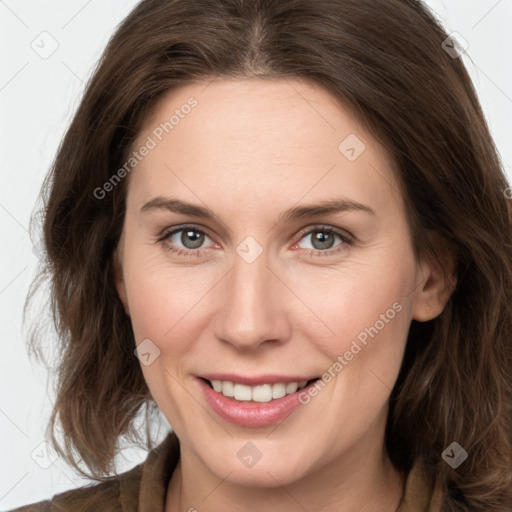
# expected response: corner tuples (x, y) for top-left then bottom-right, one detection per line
(213, 245), (287, 350)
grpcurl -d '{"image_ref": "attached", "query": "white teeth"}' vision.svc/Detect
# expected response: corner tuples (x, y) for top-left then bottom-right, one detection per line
(252, 384), (272, 403)
(233, 383), (252, 401)
(222, 381), (234, 397)
(209, 379), (310, 402)
(285, 382), (298, 394)
(272, 383), (286, 399)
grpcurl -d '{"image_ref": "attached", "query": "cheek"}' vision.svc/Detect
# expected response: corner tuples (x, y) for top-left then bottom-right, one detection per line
(283, 254), (414, 359)
(122, 252), (219, 411)
(122, 248), (227, 372)
(283, 259), (415, 415)
(286, 260), (413, 439)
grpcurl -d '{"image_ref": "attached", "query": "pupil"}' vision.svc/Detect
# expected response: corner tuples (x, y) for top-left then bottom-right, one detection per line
(313, 231), (334, 250)
(182, 230), (204, 249)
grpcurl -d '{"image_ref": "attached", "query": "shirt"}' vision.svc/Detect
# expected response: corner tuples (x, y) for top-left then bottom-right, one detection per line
(9, 432), (443, 511)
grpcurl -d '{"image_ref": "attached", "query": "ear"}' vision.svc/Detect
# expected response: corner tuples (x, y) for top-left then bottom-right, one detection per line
(412, 234), (457, 322)
(112, 241), (130, 317)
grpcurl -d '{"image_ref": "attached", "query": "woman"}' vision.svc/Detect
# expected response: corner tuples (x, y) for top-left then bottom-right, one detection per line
(13, 0), (512, 510)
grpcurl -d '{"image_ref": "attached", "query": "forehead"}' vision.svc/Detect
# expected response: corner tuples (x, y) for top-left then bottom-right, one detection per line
(127, 79), (403, 218)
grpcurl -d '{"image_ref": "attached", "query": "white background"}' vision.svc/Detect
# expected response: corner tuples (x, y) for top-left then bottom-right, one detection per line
(1, 0), (511, 508)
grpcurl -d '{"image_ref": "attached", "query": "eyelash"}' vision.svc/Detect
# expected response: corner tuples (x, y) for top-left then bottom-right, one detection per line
(157, 224), (354, 258)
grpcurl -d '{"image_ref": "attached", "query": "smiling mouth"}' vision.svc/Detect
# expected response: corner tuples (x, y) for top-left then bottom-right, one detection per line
(200, 377), (320, 403)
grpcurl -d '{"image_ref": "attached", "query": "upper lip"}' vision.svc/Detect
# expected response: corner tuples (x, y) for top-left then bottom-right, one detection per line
(199, 374), (318, 386)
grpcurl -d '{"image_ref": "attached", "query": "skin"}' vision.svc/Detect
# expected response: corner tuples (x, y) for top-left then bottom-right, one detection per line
(113, 78), (455, 512)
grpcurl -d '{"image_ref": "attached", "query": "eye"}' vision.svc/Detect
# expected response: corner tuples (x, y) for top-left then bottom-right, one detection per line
(158, 225), (215, 256)
(294, 226), (353, 256)
(158, 224), (354, 258)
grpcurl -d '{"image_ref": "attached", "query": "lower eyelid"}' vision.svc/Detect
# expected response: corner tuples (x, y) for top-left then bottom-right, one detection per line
(159, 226), (353, 255)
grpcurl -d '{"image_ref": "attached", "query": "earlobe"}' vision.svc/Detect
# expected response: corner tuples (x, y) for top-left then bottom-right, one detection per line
(412, 239), (457, 322)
(112, 247), (130, 317)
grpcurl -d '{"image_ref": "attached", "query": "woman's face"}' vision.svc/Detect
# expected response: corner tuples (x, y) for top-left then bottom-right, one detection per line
(114, 78), (436, 486)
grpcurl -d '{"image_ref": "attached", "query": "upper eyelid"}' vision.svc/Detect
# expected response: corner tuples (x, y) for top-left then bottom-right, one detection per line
(300, 225), (353, 239)
(160, 224), (353, 247)
(160, 224), (215, 241)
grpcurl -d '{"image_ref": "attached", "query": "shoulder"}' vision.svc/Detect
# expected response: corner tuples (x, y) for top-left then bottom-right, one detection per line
(5, 502), (51, 512)
(5, 501), (51, 512)
(6, 474), (126, 512)
(399, 459), (444, 512)
(7, 431), (180, 512)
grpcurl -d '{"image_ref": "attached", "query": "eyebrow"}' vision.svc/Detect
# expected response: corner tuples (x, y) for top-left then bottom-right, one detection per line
(140, 197), (375, 223)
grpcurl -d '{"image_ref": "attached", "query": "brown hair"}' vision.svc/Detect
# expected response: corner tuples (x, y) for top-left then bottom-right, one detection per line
(26, 0), (512, 509)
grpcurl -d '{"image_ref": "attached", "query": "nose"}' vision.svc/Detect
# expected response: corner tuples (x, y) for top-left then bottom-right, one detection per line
(213, 247), (291, 352)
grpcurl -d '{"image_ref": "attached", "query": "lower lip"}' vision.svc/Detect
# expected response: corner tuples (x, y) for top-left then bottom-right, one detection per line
(198, 378), (316, 427)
